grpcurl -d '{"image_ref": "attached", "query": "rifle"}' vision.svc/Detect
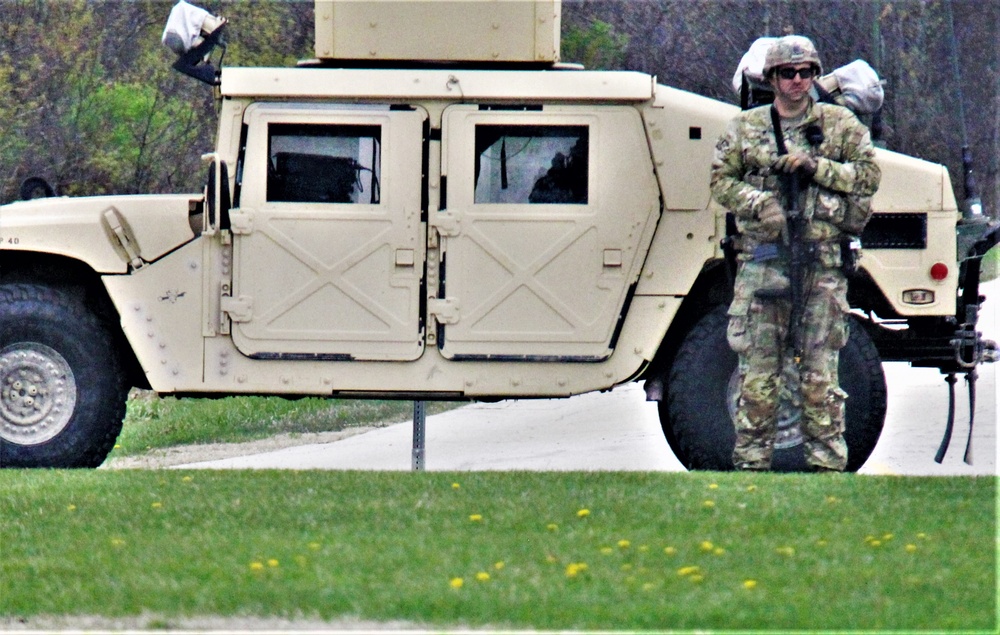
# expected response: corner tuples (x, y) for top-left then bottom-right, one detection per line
(755, 107), (822, 363)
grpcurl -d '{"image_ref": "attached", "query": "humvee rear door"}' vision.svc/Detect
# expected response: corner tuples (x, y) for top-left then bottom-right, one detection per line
(230, 104), (426, 361)
(437, 105), (659, 360)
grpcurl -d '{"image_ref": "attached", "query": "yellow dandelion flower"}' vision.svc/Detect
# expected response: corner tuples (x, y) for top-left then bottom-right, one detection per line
(775, 546), (795, 556)
(267, 559), (279, 567)
(450, 577), (464, 589)
(869, 540), (882, 548)
(182, 476), (193, 482)
(882, 533), (894, 541)
(114, 444), (122, 450)
(708, 483), (719, 490)
(452, 482), (461, 489)
(151, 502), (163, 509)
(547, 523), (559, 531)
(905, 544), (917, 553)
(577, 508), (591, 518)
(494, 561), (505, 570)
(916, 532), (928, 540)
(250, 562), (264, 571)
(308, 542), (321, 551)
(663, 546), (677, 556)
(699, 541), (714, 552)
(600, 547), (614, 555)
(713, 547), (726, 556)
(677, 566), (700, 576)
(476, 571), (490, 582)
(746, 484), (758, 492)
(565, 562), (587, 577)
(67, 504), (77, 512)
(469, 514), (483, 522)
(618, 540), (631, 549)
(703, 500), (716, 509)
(864, 535), (876, 543)
(110, 538), (125, 547)
(825, 495), (839, 503)
(743, 579), (758, 590)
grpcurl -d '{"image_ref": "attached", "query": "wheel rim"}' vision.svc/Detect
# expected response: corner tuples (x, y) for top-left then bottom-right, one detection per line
(725, 369), (803, 450)
(0, 343), (77, 446)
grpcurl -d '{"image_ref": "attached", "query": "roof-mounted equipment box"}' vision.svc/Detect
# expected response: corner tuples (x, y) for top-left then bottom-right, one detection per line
(314, 0), (560, 64)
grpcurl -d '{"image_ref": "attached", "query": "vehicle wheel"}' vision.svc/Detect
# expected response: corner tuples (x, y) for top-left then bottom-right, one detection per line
(19, 176), (56, 200)
(661, 306), (886, 472)
(0, 284), (128, 468)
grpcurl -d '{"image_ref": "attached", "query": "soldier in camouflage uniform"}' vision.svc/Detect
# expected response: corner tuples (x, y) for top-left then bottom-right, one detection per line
(710, 36), (881, 471)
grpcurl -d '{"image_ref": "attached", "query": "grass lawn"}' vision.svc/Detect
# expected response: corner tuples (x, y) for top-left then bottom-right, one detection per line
(1, 470), (995, 632)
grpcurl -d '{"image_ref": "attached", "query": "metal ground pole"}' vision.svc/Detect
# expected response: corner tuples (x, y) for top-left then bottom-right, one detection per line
(412, 400), (426, 471)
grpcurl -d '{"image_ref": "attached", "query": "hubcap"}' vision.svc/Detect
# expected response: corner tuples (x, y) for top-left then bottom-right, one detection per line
(0, 343), (77, 445)
(726, 369), (803, 450)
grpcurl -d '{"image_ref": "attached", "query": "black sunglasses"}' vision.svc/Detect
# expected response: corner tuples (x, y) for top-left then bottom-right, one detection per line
(776, 66), (816, 80)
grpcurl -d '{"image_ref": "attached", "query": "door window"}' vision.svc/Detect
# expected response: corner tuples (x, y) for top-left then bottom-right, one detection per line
(474, 125), (588, 205)
(267, 123), (381, 204)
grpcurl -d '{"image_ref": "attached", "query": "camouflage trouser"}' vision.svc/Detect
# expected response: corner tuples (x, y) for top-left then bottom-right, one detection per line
(726, 260), (850, 471)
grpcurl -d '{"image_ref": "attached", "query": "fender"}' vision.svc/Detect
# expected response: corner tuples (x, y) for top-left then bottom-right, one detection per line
(0, 194), (200, 273)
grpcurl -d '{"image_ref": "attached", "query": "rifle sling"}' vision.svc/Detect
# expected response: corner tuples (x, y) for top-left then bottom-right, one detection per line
(770, 106), (789, 156)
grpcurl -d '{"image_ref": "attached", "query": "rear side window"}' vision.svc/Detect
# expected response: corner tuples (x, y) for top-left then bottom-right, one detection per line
(474, 125), (588, 205)
(267, 123), (381, 204)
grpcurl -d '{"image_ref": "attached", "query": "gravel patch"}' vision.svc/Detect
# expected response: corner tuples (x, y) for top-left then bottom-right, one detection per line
(0, 613), (452, 632)
(102, 427), (379, 470)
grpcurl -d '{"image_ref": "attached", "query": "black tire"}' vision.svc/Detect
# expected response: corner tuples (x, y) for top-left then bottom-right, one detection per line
(19, 176), (56, 200)
(661, 306), (886, 472)
(0, 284), (128, 468)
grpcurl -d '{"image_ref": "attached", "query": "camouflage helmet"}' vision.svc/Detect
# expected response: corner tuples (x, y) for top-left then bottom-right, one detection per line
(763, 35), (822, 78)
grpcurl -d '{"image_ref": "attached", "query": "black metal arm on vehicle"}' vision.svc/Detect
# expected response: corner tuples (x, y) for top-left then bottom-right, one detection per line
(933, 198), (1000, 465)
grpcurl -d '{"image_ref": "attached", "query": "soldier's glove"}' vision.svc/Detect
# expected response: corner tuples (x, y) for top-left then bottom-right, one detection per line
(757, 198), (787, 242)
(773, 152), (818, 176)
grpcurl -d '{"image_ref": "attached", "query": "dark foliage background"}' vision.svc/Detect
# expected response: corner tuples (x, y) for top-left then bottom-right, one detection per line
(1, 0), (997, 216)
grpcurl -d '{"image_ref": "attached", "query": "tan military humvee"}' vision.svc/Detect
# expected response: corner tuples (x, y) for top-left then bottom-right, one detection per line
(2, 0), (997, 470)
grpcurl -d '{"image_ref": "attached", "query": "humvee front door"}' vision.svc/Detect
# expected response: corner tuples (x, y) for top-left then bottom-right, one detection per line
(230, 104), (426, 361)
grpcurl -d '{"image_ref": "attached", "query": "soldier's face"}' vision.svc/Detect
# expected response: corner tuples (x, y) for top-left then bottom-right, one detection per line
(770, 64), (814, 104)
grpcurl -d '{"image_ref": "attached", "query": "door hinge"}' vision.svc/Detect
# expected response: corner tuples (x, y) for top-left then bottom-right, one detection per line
(229, 209), (253, 235)
(431, 211), (460, 237)
(428, 297), (460, 324)
(221, 294), (253, 323)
